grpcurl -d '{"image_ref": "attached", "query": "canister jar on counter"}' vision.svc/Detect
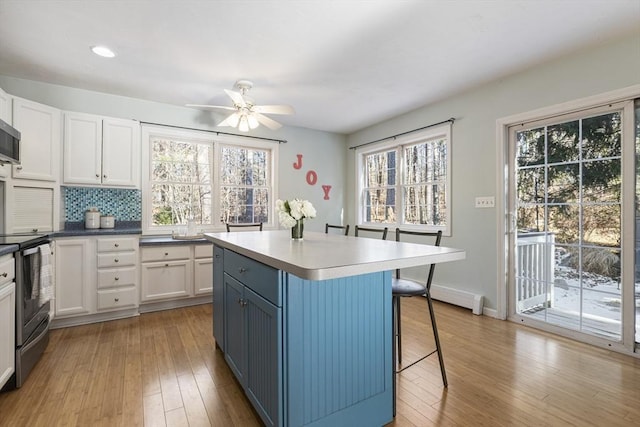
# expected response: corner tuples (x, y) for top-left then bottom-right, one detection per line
(85, 207), (101, 229)
(100, 215), (115, 229)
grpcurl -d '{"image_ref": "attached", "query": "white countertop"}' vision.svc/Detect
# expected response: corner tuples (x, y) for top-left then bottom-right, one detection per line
(204, 230), (466, 281)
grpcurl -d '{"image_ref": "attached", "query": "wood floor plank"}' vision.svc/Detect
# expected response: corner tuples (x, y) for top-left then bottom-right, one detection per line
(1, 298), (639, 427)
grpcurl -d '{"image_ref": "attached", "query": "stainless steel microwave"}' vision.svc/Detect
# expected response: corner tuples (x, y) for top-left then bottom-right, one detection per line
(0, 117), (20, 164)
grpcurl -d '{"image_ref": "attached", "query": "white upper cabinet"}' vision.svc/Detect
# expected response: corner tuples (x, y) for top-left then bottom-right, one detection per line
(63, 111), (140, 188)
(0, 86), (12, 178)
(0, 86), (11, 124)
(12, 97), (61, 182)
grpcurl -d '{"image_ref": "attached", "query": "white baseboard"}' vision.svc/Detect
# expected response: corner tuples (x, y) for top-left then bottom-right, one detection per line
(431, 283), (484, 315)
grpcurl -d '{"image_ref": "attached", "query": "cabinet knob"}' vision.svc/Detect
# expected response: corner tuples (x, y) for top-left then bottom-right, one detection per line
(96, 174), (100, 178)
(16, 165), (22, 170)
(1, 272), (7, 278)
(103, 174), (107, 178)
(165, 263), (169, 267)
(238, 267), (247, 273)
(114, 258), (119, 263)
(114, 298), (119, 302)
(215, 254), (221, 259)
(115, 243), (119, 248)
(114, 277), (119, 281)
(164, 252), (169, 256)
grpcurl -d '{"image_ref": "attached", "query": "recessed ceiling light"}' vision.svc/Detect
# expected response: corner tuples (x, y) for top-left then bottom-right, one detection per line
(91, 45), (116, 58)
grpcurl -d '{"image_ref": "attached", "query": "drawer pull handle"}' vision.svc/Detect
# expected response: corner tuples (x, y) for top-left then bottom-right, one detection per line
(114, 258), (119, 263)
(1, 272), (7, 278)
(114, 298), (119, 302)
(238, 267), (247, 273)
(114, 277), (119, 281)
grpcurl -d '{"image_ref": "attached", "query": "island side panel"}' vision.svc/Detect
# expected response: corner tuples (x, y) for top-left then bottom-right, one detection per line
(286, 270), (393, 427)
(213, 245), (224, 351)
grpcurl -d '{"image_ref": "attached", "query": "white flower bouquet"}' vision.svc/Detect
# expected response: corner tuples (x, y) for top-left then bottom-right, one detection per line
(276, 198), (316, 228)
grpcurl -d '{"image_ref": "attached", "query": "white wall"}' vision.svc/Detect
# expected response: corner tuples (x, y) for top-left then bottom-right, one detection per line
(346, 32), (640, 312)
(0, 76), (348, 232)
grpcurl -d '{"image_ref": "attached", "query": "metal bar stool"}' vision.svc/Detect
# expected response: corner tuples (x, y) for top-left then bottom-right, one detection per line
(225, 222), (263, 231)
(325, 223), (350, 235)
(392, 229), (446, 414)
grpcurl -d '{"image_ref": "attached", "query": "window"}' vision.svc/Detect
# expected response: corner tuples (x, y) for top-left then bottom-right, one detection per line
(356, 123), (451, 234)
(142, 125), (276, 232)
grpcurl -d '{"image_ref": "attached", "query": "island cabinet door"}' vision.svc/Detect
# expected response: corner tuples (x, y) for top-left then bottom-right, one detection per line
(244, 286), (282, 427)
(223, 274), (246, 385)
(212, 246), (224, 351)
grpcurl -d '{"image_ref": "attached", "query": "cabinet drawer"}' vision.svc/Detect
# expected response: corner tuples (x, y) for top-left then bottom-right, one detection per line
(141, 246), (191, 262)
(97, 287), (137, 310)
(194, 244), (213, 259)
(0, 256), (15, 285)
(97, 251), (137, 268)
(97, 266), (137, 289)
(97, 237), (137, 253)
(224, 250), (281, 306)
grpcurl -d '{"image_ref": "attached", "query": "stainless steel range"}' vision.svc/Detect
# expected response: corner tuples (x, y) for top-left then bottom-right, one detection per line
(0, 232), (52, 391)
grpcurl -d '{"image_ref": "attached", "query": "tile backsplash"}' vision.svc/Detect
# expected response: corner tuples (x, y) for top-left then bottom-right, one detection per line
(63, 186), (141, 221)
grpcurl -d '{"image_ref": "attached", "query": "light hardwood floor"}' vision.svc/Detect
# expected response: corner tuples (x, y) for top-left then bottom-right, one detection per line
(1, 299), (639, 426)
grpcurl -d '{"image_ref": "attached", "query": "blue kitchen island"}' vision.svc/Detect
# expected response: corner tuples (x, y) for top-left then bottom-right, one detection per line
(204, 230), (465, 427)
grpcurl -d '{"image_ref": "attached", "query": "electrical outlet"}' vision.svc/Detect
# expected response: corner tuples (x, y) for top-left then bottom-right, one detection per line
(475, 196), (495, 208)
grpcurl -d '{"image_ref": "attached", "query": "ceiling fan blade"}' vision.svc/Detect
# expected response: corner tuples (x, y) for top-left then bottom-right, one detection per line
(254, 113), (282, 130)
(224, 89), (246, 108)
(218, 112), (241, 128)
(186, 104), (236, 111)
(253, 104), (294, 115)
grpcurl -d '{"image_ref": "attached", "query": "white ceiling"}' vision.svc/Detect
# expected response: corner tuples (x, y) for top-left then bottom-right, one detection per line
(0, 0), (638, 134)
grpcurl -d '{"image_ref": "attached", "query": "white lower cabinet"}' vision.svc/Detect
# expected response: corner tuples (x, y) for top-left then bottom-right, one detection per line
(96, 236), (139, 311)
(54, 235), (139, 321)
(194, 244), (213, 295)
(0, 254), (16, 390)
(140, 243), (213, 304)
(140, 245), (191, 302)
(55, 238), (92, 317)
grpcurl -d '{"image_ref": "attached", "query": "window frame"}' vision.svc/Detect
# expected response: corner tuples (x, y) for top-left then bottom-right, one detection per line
(355, 123), (452, 235)
(141, 124), (278, 234)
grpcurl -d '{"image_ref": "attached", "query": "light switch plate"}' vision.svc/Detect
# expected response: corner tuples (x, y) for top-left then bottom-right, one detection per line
(475, 196), (495, 208)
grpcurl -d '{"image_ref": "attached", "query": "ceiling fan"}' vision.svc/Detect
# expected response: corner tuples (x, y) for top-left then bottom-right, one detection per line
(187, 80), (294, 131)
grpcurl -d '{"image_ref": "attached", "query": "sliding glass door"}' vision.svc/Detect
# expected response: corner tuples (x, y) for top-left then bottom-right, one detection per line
(507, 100), (637, 349)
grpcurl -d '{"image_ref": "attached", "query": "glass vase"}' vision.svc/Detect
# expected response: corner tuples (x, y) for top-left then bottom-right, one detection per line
(291, 219), (304, 240)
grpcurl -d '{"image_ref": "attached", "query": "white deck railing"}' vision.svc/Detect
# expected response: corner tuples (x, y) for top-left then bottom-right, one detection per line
(516, 232), (555, 312)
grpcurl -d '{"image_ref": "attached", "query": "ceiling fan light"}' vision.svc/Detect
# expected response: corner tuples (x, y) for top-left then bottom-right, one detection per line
(238, 115), (250, 132)
(227, 113), (240, 128)
(247, 114), (259, 129)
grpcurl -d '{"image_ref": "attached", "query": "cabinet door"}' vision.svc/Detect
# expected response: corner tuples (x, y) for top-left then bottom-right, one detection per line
(0, 87), (11, 178)
(213, 246), (224, 350)
(223, 274), (246, 385)
(140, 260), (191, 302)
(0, 281), (15, 390)
(63, 112), (102, 185)
(54, 239), (92, 317)
(244, 286), (282, 427)
(10, 185), (55, 233)
(102, 118), (140, 187)
(194, 257), (213, 295)
(12, 97), (60, 181)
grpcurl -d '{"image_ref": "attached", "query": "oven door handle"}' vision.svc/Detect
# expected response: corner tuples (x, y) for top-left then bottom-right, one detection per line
(22, 245), (47, 256)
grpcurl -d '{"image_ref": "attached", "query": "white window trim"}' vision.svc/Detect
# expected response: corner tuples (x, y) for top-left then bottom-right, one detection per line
(354, 123), (452, 235)
(141, 124), (279, 235)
